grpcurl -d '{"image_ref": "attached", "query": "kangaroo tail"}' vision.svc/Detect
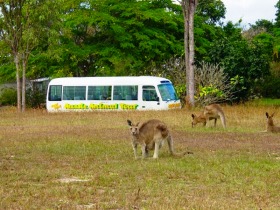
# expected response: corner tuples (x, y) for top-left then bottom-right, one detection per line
(219, 111), (226, 129)
(172, 150), (193, 157)
(167, 135), (193, 157)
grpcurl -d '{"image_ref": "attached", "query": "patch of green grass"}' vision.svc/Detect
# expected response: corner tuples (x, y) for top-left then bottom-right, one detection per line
(248, 98), (280, 107)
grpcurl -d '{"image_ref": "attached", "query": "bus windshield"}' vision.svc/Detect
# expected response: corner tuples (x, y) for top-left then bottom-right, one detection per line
(158, 83), (178, 101)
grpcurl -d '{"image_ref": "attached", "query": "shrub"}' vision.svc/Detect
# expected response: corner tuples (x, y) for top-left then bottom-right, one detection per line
(194, 62), (236, 106)
(256, 76), (280, 98)
(26, 88), (46, 108)
(0, 88), (17, 106)
(147, 58), (237, 107)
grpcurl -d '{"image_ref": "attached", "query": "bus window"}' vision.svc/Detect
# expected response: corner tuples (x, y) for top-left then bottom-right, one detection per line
(142, 86), (158, 101)
(88, 86), (111, 100)
(63, 86), (86, 100)
(158, 83), (178, 101)
(113, 86), (138, 100)
(48, 85), (62, 101)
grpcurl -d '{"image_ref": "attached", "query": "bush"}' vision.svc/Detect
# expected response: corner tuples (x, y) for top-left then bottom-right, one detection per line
(146, 58), (237, 106)
(0, 88), (17, 106)
(26, 88), (46, 108)
(194, 62), (236, 106)
(256, 76), (280, 98)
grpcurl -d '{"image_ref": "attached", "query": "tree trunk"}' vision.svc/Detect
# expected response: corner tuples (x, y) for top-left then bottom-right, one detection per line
(188, 0), (197, 107)
(181, 0), (190, 106)
(14, 54), (22, 112)
(22, 55), (26, 112)
(181, 0), (197, 107)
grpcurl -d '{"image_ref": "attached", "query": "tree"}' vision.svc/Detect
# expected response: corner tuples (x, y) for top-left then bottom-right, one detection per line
(194, 0), (226, 62)
(0, 0), (25, 112)
(45, 0), (184, 77)
(180, 0), (198, 107)
(209, 21), (271, 102)
(250, 19), (274, 34)
(275, 0), (280, 28)
(195, 0), (225, 25)
(0, 0), (62, 112)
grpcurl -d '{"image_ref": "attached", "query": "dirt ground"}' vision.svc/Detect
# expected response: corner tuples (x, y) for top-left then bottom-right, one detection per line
(172, 131), (280, 152)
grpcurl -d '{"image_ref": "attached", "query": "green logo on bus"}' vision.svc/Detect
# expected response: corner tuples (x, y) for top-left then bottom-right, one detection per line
(65, 103), (88, 109)
(120, 103), (138, 110)
(89, 103), (118, 110)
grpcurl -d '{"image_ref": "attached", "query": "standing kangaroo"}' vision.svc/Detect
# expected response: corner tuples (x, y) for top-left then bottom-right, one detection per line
(191, 104), (226, 129)
(265, 112), (280, 133)
(127, 119), (190, 159)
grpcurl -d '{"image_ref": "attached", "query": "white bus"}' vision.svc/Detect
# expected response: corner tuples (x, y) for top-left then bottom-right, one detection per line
(46, 76), (181, 111)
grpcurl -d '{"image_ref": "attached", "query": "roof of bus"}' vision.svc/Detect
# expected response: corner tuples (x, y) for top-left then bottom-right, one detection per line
(48, 76), (172, 86)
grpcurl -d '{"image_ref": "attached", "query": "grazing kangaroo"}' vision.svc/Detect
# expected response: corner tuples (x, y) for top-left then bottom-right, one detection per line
(265, 112), (280, 133)
(127, 119), (191, 159)
(191, 104), (226, 129)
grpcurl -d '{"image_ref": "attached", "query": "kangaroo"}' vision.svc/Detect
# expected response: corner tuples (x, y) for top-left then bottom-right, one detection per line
(127, 119), (191, 159)
(191, 104), (226, 129)
(265, 112), (280, 133)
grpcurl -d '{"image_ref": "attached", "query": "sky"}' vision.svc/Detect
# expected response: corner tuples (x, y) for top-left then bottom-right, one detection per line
(223, 0), (278, 25)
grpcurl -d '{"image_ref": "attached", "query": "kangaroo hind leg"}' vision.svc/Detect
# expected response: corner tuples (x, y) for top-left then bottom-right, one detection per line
(153, 141), (161, 159)
(167, 135), (175, 156)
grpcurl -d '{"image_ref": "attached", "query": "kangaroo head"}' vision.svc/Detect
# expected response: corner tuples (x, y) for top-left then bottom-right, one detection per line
(191, 113), (206, 127)
(191, 114), (198, 127)
(127, 119), (140, 135)
(266, 112), (275, 126)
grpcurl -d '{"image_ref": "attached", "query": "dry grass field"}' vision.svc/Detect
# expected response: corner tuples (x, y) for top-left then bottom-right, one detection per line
(0, 104), (279, 209)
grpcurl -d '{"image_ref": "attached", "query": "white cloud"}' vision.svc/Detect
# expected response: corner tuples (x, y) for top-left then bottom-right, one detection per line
(222, 0), (278, 25)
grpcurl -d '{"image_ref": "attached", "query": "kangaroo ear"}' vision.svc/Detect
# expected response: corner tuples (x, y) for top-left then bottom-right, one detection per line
(266, 112), (269, 118)
(127, 120), (132, 126)
(191, 114), (195, 119)
(272, 112), (275, 117)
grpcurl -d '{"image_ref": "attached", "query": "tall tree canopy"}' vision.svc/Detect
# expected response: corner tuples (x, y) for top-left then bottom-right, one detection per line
(45, 0), (184, 77)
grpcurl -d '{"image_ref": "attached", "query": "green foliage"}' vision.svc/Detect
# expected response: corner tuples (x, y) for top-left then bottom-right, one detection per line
(41, 0), (184, 77)
(0, 0), (64, 111)
(0, 63), (16, 83)
(0, 40), (15, 82)
(198, 84), (224, 98)
(194, 62), (235, 105)
(0, 88), (17, 106)
(275, 0), (280, 28)
(174, 84), (186, 104)
(194, 2), (226, 63)
(26, 88), (46, 108)
(208, 21), (272, 102)
(196, 0), (226, 24)
(229, 75), (248, 102)
(255, 76), (280, 98)
(251, 19), (274, 34)
(272, 28), (280, 62)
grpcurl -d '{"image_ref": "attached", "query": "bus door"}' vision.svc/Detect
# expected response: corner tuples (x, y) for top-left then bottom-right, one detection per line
(141, 85), (160, 110)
